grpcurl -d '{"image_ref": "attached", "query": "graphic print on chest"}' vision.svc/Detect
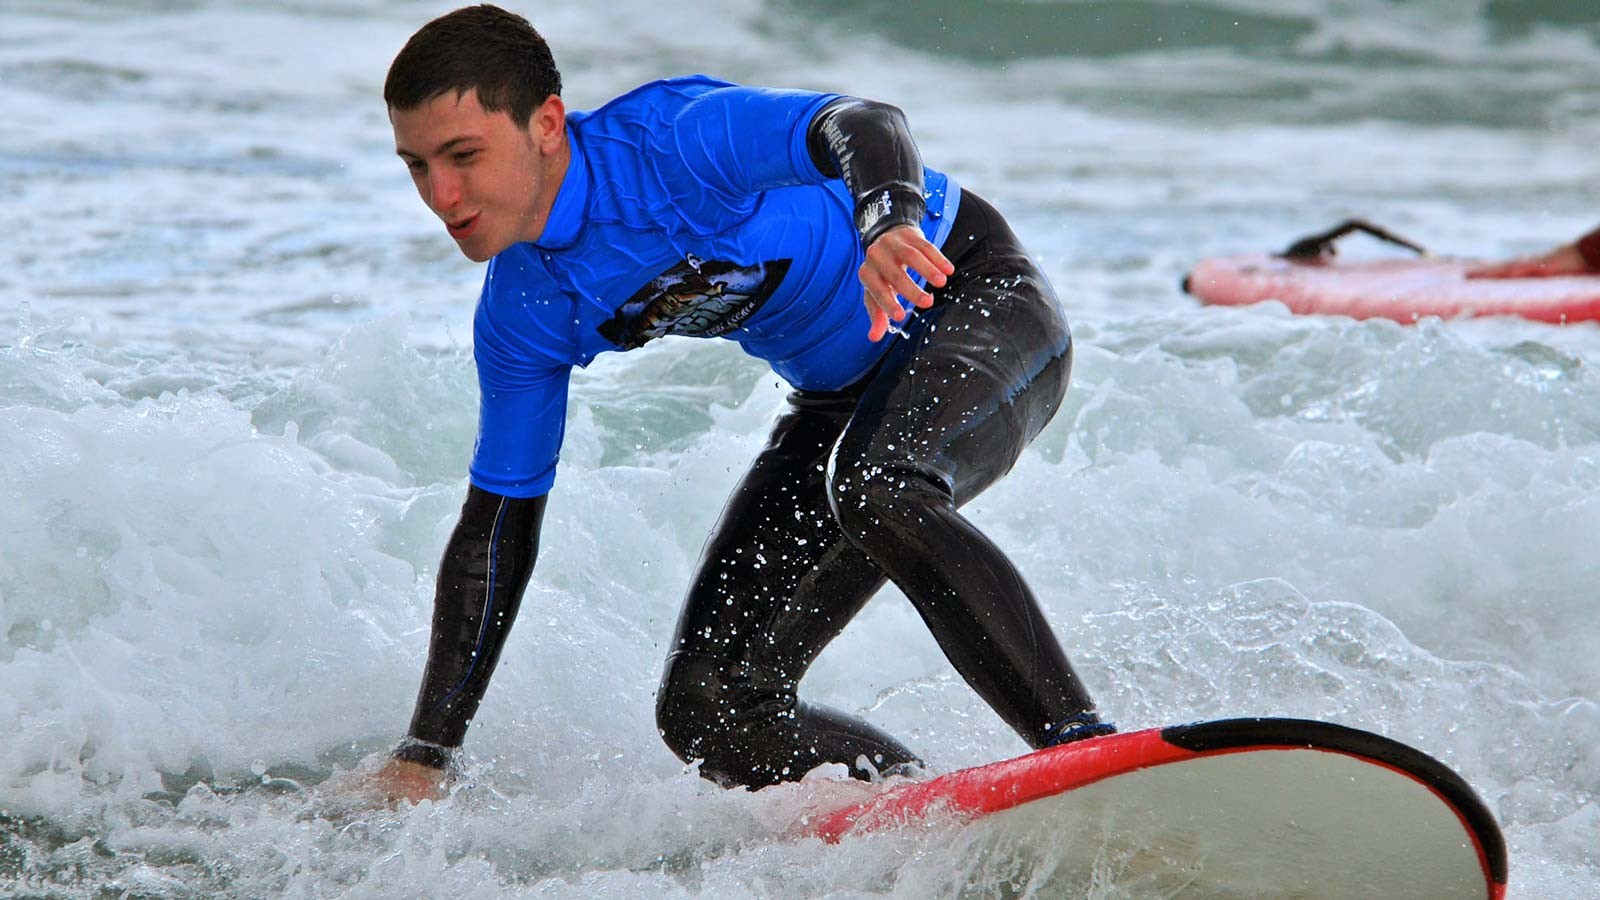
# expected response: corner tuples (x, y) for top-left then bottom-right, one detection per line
(597, 255), (792, 349)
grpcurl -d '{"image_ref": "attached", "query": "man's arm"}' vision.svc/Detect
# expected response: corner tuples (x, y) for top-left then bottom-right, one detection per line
(669, 84), (955, 340)
(805, 98), (955, 341)
(806, 98), (926, 249)
(391, 486), (548, 770)
(670, 84), (930, 240)
(351, 485), (546, 804)
(375, 304), (569, 787)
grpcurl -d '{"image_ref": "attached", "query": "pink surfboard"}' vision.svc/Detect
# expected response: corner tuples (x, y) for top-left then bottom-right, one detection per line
(1186, 253), (1600, 324)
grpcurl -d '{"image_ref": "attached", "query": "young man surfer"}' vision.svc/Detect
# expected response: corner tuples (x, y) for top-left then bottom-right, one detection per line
(364, 4), (1112, 804)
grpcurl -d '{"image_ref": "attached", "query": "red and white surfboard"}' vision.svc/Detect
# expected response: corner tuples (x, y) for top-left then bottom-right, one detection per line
(803, 717), (1507, 900)
(1186, 253), (1600, 324)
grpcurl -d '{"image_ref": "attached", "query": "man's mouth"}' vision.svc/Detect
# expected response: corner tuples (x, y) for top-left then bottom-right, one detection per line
(447, 214), (480, 239)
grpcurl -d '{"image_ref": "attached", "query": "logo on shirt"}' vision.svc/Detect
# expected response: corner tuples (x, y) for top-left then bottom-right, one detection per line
(598, 255), (791, 350)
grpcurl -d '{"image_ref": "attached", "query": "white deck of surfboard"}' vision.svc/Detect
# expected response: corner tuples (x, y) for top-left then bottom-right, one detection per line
(948, 747), (1488, 899)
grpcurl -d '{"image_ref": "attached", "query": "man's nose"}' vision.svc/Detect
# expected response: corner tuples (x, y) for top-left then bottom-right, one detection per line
(428, 168), (462, 213)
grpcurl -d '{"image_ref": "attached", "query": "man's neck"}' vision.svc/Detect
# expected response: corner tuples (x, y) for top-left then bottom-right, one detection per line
(525, 137), (572, 245)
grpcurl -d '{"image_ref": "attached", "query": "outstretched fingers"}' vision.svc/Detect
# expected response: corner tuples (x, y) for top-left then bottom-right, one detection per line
(859, 225), (956, 342)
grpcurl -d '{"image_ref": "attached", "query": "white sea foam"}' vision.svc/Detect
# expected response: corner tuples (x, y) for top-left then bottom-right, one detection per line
(3, 1), (1598, 897)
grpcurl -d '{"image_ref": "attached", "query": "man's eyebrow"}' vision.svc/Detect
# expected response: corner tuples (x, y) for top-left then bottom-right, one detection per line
(396, 135), (480, 159)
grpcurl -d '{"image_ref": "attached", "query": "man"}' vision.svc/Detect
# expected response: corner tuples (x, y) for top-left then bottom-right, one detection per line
(364, 4), (1112, 804)
(1469, 226), (1600, 278)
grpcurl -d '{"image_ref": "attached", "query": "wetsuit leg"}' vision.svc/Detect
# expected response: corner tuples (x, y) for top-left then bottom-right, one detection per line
(656, 389), (919, 787)
(827, 190), (1099, 749)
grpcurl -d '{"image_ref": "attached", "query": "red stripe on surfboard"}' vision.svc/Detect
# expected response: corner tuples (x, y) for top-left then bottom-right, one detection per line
(807, 729), (1185, 842)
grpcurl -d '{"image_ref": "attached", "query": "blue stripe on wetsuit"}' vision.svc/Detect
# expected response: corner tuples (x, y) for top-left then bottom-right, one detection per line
(432, 494), (509, 712)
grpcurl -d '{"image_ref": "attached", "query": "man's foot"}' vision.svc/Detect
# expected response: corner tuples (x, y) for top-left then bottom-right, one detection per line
(875, 760), (931, 783)
(1043, 712), (1118, 747)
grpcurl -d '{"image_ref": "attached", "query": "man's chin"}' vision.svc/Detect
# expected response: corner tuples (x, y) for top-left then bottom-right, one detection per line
(455, 238), (504, 263)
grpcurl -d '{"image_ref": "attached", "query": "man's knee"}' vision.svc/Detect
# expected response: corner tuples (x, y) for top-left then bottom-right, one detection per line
(655, 652), (795, 775)
(656, 652), (715, 764)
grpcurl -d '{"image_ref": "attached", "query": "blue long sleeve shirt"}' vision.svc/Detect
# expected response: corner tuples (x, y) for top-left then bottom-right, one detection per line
(469, 76), (961, 497)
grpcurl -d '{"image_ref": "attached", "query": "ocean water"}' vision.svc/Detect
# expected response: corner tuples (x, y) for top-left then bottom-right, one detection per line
(3, 0), (1599, 896)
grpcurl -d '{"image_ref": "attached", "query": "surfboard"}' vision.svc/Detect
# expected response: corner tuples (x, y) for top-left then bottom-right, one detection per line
(800, 717), (1507, 900)
(1183, 220), (1600, 324)
(1186, 254), (1600, 324)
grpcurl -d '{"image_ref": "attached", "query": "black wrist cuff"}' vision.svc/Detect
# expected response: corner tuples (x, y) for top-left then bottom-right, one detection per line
(856, 183), (926, 248)
(393, 737), (455, 770)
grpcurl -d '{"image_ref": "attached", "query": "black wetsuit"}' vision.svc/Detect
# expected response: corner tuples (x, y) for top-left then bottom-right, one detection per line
(655, 189), (1102, 785)
(393, 89), (1108, 783)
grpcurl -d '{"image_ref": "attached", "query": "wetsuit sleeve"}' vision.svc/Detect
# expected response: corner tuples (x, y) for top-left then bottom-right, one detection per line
(395, 485), (548, 765)
(804, 97), (928, 249)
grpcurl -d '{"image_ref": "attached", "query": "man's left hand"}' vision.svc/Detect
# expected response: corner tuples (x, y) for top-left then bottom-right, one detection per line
(858, 225), (955, 342)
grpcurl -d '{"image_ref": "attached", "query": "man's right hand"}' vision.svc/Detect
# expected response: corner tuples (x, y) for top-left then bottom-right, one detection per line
(342, 758), (448, 806)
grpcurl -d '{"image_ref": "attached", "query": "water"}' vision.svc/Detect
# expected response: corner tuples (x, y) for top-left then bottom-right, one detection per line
(3, 0), (1598, 896)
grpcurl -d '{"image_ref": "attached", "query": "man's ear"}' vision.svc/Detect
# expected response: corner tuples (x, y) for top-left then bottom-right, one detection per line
(531, 94), (566, 155)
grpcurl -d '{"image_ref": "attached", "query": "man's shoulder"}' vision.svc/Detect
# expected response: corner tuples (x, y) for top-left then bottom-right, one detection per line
(473, 251), (576, 370)
(567, 75), (739, 128)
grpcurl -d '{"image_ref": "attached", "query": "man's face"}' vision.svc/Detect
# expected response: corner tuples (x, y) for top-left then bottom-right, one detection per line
(390, 89), (565, 262)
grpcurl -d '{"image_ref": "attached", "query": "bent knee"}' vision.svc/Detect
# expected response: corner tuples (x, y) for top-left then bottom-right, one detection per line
(656, 652), (716, 761)
(655, 652), (794, 766)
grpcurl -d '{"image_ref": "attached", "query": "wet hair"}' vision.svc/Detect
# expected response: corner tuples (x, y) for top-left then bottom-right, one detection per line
(384, 4), (561, 128)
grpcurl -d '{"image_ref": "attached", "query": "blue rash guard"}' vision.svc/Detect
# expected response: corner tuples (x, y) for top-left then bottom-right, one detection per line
(468, 76), (961, 498)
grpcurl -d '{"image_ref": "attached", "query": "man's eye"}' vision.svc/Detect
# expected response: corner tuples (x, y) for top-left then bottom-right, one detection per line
(454, 150), (478, 163)
(405, 159), (425, 173)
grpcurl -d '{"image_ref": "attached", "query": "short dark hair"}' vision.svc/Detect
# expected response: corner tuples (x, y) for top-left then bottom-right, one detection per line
(384, 4), (561, 128)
